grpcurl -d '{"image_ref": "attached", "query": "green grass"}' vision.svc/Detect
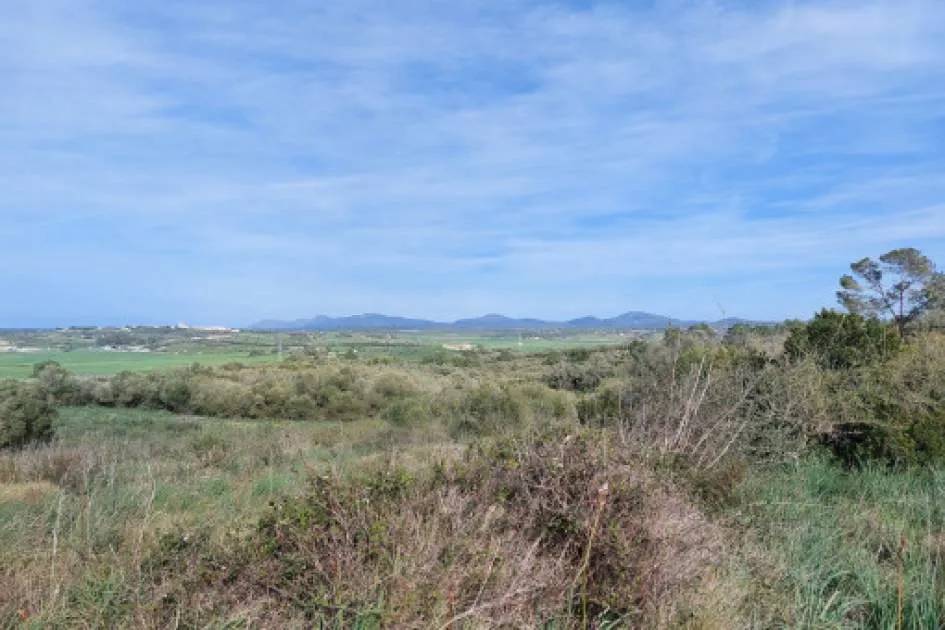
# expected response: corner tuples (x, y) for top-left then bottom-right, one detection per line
(0, 349), (281, 378)
(735, 457), (945, 628)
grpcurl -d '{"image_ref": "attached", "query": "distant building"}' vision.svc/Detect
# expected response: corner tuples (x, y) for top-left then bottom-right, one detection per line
(176, 323), (240, 333)
(443, 343), (475, 351)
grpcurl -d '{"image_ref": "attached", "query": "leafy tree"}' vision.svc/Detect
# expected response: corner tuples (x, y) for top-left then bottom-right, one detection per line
(837, 248), (938, 337)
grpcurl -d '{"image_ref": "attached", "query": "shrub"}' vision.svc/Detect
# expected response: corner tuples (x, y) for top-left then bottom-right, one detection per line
(141, 431), (730, 627)
(0, 380), (57, 449)
(784, 309), (900, 370)
(382, 398), (430, 427)
(446, 384), (527, 438)
(545, 362), (605, 392)
(576, 385), (623, 427)
(191, 377), (256, 419)
(32, 360), (85, 405)
(370, 372), (416, 401)
(821, 333), (945, 466)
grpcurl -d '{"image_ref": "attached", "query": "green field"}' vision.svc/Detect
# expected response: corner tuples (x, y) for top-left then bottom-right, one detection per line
(0, 350), (281, 378)
(400, 331), (641, 351)
(0, 328), (642, 378)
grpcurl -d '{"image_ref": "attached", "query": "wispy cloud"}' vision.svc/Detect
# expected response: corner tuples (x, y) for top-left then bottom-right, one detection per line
(2, 0), (945, 325)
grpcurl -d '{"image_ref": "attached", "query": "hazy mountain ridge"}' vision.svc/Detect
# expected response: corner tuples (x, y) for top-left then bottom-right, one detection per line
(251, 312), (757, 331)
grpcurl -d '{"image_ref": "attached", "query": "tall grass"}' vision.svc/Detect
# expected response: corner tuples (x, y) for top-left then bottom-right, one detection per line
(737, 458), (945, 628)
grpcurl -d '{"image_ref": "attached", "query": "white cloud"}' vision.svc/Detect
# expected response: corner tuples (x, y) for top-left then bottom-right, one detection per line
(1, 0), (945, 324)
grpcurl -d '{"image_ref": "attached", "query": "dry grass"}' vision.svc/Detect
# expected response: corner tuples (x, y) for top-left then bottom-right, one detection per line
(0, 481), (58, 504)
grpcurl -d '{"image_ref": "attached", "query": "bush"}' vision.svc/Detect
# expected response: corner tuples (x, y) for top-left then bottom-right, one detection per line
(821, 333), (945, 467)
(32, 360), (85, 405)
(545, 362), (605, 392)
(446, 384), (527, 438)
(142, 431), (728, 627)
(785, 309), (900, 370)
(0, 380), (57, 449)
(370, 372), (416, 401)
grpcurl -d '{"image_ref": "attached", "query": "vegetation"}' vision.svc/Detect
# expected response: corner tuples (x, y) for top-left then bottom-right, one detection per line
(784, 309), (900, 370)
(4, 250), (945, 627)
(0, 329), (640, 379)
(838, 247), (943, 337)
(0, 380), (56, 449)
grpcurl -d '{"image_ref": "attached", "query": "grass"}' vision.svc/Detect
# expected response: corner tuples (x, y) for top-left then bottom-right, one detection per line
(0, 329), (641, 377)
(8, 406), (945, 627)
(736, 458), (945, 628)
(0, 406), (430, 626)
(0, 349), (281, 378)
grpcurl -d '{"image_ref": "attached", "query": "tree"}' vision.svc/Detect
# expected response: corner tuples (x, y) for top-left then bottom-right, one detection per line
(927, 272), (945, 322)
(837, 248), (938, 337)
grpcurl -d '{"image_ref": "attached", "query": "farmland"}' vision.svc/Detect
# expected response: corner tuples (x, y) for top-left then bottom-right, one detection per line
(0, 327), (640, 378)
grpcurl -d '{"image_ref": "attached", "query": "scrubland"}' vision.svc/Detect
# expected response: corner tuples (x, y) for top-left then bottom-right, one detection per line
(3, 319), (945, 628)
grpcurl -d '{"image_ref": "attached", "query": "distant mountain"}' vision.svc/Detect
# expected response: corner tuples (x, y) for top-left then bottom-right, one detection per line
(254, 314), (441, 331)
(453, 314), (557, 330)
(598, 311), (686, 329)
(251, 312), (757, 332)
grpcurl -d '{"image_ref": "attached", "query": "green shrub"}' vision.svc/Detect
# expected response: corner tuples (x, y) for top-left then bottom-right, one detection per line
(446, 384), (526, 438)
(785, 309), (900, 370)
(191, 377), (255, 418)
(545, 362), (605, 392)
(33, 360), (85, 405)
(0, 380), (57, 449)
(382, 398), (430, 427)
(370, 372), (416, 401)
(576, 386), (623, 427)
(821, 334), (945, 466)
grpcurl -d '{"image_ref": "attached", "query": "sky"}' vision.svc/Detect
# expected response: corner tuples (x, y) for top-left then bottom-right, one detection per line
(2, 0), (945, 327)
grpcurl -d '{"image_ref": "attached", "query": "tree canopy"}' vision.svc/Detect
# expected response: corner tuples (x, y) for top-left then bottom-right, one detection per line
(837, 247), (942, 336)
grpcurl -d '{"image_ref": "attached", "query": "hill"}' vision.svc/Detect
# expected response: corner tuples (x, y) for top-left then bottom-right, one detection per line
(251, 311), (755, 331)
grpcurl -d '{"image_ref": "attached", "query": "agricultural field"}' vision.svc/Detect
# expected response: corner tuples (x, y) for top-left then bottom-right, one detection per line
(0, 350), (283, 379)
(0, 327), (640, 378)
(3, 317), (945, 627)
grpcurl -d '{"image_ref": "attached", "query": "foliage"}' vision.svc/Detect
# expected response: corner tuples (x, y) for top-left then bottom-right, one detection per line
(838, 247), (939, 337)
(784, 309), (900, 370)
(822, 334), (945, 467)
(0, 380), (57, 449)
(32, 360), (84, 405)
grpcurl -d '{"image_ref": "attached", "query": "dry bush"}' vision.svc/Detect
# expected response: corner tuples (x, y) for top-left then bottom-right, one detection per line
(142, 431), (736, 628)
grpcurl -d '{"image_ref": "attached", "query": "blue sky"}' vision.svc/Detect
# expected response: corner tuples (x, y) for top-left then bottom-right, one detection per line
(2, 0), (945, 327)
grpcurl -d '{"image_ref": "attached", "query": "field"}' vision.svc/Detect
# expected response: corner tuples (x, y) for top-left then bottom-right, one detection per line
(0, 327), (639, 378)
(0, 350), (283, 379)
(3, 322), (945, 627)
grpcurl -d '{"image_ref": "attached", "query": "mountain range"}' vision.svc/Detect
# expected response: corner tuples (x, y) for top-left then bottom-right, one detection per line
(251, 312), (754, 332)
